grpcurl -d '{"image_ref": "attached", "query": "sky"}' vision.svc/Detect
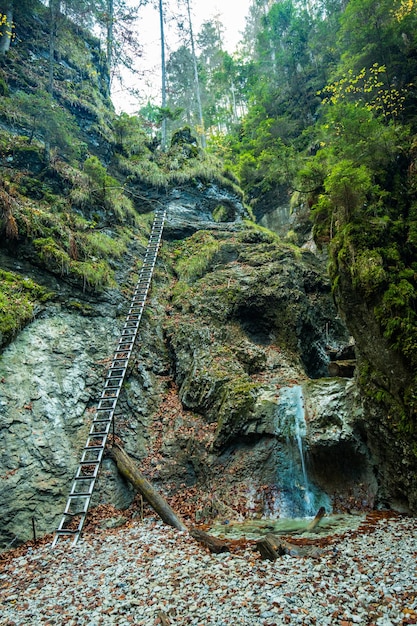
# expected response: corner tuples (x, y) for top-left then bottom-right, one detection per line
(111, 0), (252, 113)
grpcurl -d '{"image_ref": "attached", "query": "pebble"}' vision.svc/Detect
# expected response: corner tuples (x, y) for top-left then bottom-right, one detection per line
(0, 516), (416, 625)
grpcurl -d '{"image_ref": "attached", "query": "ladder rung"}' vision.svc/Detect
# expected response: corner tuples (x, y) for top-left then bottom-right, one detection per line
(78, 459), (100, 468)
(101, 391), (119, 400)
(89, 429), (110, 437)
(97, 398), (117, 408)
(73, 470), (97, 478)
(104, 380), (123, 390)
(86, 435), (106, 445)
(107, 368), (125, 376)
(60, 511), (86, 518)
(67, 493), (90, 501)
(94, 409), (114, 419)
(81, 450), (104, 463)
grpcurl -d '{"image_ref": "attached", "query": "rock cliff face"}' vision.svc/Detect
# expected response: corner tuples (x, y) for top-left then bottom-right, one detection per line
(0, 186), (381, 549)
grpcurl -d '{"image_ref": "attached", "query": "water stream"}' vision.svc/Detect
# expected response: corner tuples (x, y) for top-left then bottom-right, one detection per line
(270, 384), (331, 518)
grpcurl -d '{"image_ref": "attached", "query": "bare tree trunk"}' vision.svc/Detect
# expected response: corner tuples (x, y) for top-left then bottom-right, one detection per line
(48, 0), (60, 95)
(0, 1), (13, 55)
(159, 0), (167, 151)
(109, 444), (188, 532)
(106, 0), (114, 78)
(185, 0), (206, 148)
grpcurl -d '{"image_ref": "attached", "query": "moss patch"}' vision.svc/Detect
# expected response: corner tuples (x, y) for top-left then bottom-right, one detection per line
(0, 269), (53, 346)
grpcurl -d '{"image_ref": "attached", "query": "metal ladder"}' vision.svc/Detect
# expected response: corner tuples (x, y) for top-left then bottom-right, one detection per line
(52, 208), (167, 547)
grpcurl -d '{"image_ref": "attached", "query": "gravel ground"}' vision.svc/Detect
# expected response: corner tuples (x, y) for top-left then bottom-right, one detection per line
(0, 514), (416, 626)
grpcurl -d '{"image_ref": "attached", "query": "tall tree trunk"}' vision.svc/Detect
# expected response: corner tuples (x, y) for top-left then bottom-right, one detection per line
(159, 0), (167, 151)
(0, 1), (13, 55)
(48, 0), (60, 95)
(46, 0), (60, 162)
(106, 0), (114, 78)
(185, 0), (206, 148)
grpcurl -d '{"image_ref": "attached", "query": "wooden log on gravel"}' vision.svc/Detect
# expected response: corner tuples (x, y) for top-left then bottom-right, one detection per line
(109, 444), (188, 532)
(256, 535), (289, 560)
(189, 527), (230, 554)
(256, 534), (323, 560)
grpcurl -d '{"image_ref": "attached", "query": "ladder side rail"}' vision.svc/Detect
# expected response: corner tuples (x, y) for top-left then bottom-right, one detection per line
(52, 209), (166, 547)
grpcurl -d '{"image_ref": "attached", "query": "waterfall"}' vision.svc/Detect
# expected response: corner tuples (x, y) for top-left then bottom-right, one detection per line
(271, 384), (330, 518)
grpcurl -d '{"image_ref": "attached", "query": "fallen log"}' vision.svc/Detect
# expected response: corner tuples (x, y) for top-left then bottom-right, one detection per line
(256, 535), (289, 560)
(256, 534), (323, 560)
(109, 444), (188, 532)
(110, 445), (230, 552)
(189, 527), (230, 554)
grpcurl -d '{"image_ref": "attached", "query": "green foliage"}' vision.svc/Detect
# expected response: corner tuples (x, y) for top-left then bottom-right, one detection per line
(113, 113), (150, 157)
(319, 159), (375, 223)
(375, 278), (417, 364)
(173, 232), (221, 283)
(9, 91), (84, 161)
(83, 156), (137, 223)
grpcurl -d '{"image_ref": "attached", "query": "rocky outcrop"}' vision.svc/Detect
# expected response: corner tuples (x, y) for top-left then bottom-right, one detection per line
(164, 184), (246, 240)
(3, 174), (414, 549)
(0, 192), (381, 548)
(330, 251), (417, 513)
(0, 303), (133, 548)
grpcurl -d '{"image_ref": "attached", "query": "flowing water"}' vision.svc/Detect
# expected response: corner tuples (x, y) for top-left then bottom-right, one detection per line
(209, 384), (366, 539)
(268, 384), (331, 518)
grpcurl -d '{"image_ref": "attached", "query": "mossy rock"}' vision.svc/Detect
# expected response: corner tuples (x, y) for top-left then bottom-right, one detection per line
(0, 269), (54, 347)
(214, 378), (260, 449)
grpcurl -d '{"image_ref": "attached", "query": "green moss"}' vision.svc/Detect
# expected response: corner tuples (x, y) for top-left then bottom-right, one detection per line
(171, 280), (192, 306)
(215, 377), (260, 442)
(80, 231), (127, 259)
(70, 259), (116, 291)
(33, 237), (71, 274)
(212, 205), (230, 222)
(173, 232), (221, 283)
(0, 270), (53, 344)
(239, 220), (281, 244)
(66, 300), (94, 316)
(0, 74), (8, 97)
(351, 250), (387, 296)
